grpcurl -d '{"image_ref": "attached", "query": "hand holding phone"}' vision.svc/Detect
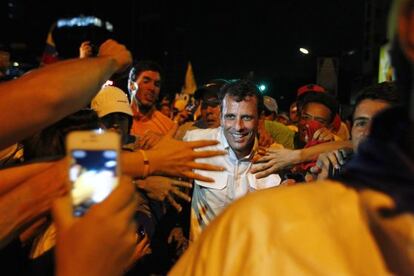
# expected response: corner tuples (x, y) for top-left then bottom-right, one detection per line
(66, 130), (121, 216)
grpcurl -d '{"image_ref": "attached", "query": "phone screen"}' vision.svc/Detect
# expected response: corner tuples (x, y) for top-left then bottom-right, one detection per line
(69, 149), (118, 216)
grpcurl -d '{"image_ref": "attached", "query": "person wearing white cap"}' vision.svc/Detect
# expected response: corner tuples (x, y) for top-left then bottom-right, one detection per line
(262, 95), (278, 121)
(91, 85), (135, 147)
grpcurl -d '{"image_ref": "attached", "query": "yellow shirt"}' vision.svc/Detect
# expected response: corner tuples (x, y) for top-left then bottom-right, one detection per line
(170, 181), (414, 275)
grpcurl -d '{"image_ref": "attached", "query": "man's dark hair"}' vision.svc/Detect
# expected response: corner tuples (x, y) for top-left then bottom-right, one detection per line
(219, 79), (264, 113)
(128, 60), (163, 83)
(301, 93), (338, 123)
(353, 82), (401, 117)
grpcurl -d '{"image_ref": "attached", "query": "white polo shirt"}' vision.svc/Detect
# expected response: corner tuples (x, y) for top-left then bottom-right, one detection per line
(184, 127), (281, 241)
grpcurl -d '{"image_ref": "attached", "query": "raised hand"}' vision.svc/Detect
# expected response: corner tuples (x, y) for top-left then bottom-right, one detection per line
(52, 176), (138, 276)
(98, 39), (132, 73)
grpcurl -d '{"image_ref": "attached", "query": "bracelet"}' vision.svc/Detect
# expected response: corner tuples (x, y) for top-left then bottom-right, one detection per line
(139, 150), (149, 178)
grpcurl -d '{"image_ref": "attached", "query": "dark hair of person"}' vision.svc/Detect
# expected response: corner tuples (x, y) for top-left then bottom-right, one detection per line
(128, 60), (164, 84)
(22, 109), (101, 161)
(219, 79), (264, 114)
(353, 81), (401, 117)
(300, 92), (339, 123)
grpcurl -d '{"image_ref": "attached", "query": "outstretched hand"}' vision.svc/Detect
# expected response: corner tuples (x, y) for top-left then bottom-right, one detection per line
(251, 147), (300, 179)
(136, 176), (192, 212)
(147, 124), (226, 182)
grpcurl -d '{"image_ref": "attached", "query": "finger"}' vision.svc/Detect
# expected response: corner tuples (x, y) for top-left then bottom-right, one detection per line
(193, 150), (227, 158)
(257, 147), (267, 155)
(182, 171), (214, 183)
(309, 165), (321, 174)
(327, 153), (339, 169)
(172, 180), (192, 188)
(251, 154), (262, 163)
(186, 161), (225, 172)
(171, 188), (191, 202)
(166, 123), (178, 138)
(281, 179), (296, 186)
(100, 175), (136, 215)
(313, 128), (323, 140)
(250, 162), (273, 174)
(187, 140), (220, 149)
(252, 154), (274, 163)
(52, 195), (74, 230)
(336, 150), (346, 165)
(253, 167), (275, 179)
(319, 132), (331, 141)
(167, 194), (182, 212)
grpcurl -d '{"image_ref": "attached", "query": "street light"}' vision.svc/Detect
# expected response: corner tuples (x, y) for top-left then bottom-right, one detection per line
(258, 84), (266, 92)
(299, 48), (310, 55)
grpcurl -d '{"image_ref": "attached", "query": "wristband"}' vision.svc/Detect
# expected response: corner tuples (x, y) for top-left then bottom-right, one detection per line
(139, 150), (149, 178)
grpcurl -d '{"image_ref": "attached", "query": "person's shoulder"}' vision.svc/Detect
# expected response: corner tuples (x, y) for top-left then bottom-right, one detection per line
(153, 110), (174, 123)
(222, 180), (358, 223)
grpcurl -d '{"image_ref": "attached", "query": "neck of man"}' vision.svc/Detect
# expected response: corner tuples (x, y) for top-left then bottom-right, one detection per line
(234, 143), (254, 160)
(136, 99), (154, 116)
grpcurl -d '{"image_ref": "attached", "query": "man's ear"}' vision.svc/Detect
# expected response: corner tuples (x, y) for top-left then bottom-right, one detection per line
(128, 80), (138, 93)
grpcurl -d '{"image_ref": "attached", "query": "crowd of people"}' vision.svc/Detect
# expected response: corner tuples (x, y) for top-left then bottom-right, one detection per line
(0, 0), (413, 275)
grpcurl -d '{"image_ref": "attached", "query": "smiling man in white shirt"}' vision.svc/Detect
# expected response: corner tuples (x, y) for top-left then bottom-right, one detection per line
(184, 79), (281, 241)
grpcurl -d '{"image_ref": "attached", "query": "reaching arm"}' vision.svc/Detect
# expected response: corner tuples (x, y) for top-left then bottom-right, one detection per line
(0, 39), (131, 149)
(122, 124), (226, 182)
(251, 140), (352, 178)
(0, 160), (68, 249)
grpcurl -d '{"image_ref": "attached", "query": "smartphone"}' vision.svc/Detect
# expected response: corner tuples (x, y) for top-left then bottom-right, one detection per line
(66, 130), (121, 216)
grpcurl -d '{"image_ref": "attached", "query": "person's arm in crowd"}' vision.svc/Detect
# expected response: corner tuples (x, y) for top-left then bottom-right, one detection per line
(309, 148), (354, 180)
(0, 161), (57, 195)
(312, 127), (342, 142)
(0, 160), (68, 249)
(122, 124), (226, 182)
(0, 39), (131, 150)
(251, 140), (352, 178)
(52, 176), (139, 276)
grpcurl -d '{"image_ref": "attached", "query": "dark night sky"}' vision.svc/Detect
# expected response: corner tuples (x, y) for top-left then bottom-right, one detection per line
(2, 0), (389, 110)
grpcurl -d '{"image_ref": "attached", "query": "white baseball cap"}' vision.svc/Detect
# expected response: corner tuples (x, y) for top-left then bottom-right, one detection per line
(263, 96), (278, 114)
(91, 86), (133, 118)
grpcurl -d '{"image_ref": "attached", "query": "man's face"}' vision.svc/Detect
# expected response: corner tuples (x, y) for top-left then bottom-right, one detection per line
(135, 70), (161, 108)
(221, 95), (258, 158)
(298, 102), (331, 143)
(351, 99), (390, 151)
(101, 113), (131, 145)
(159, 105), (171, 118)
(201, 97), (221, 128)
